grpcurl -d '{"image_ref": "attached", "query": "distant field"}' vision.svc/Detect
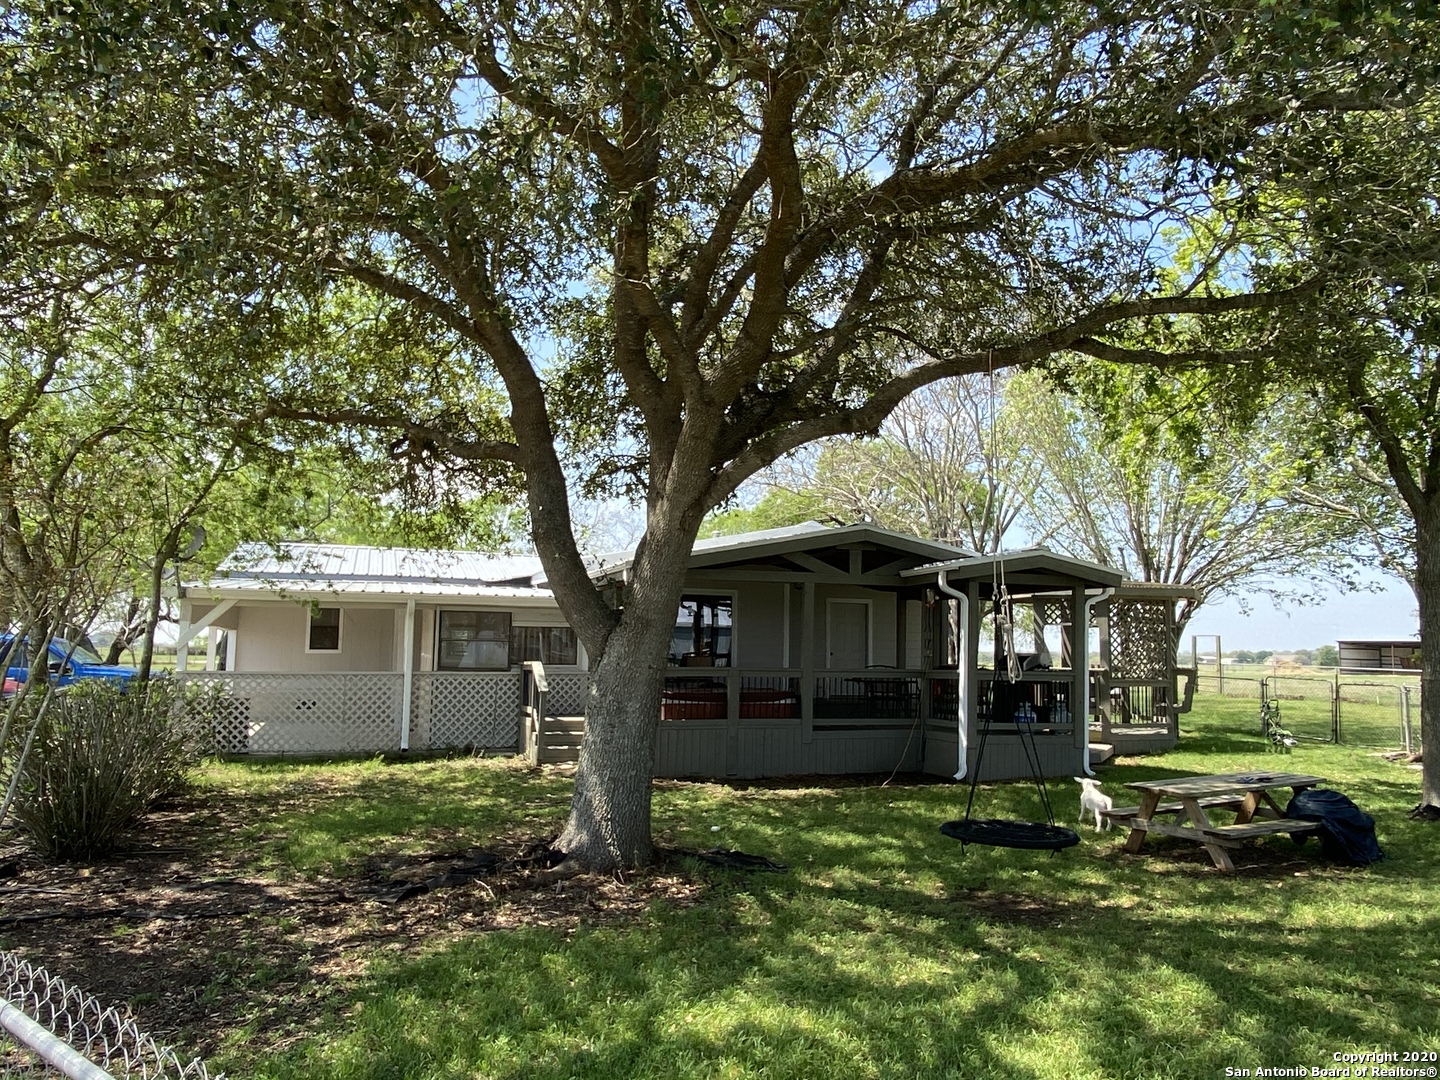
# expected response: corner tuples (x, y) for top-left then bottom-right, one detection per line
(108, 647), (179, 670)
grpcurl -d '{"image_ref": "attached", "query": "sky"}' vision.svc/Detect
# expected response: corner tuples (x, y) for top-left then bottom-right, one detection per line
(1184, 572), (1419, 653)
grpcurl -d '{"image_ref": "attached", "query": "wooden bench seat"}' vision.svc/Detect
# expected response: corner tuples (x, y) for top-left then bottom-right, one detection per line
(1103, 795), (1246, 822)
(1125, 816), (1322, 847)
(1206, 819), (1322, 839)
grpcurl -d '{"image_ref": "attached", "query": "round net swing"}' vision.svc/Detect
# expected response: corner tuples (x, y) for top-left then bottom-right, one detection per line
(939, 590), (1079, 855)
(939, 817), (1079, 852)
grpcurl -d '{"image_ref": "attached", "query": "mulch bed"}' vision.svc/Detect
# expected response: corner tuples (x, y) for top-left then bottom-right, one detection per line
(0, 793), (704, 1062)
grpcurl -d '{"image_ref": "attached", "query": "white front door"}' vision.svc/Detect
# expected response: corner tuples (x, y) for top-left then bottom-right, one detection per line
(828, 600), (870, 669)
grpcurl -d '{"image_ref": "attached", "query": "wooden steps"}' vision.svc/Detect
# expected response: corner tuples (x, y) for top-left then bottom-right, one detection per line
(1089, 742), (1115, 766)
(533, 714), (585, 764)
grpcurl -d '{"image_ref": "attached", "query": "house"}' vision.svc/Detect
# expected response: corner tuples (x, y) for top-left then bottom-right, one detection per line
(176, 544), (589, 755)
(178, 523), (1192, 779)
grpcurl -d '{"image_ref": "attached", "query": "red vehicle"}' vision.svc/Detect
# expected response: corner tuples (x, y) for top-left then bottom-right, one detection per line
(1, 677), (17, 697)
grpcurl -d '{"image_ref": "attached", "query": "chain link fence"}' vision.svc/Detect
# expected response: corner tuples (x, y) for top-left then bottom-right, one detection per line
(1196, 673), (1422, 752)
(1194, 673), (1264, 700)
(1, 952), (220, 1080)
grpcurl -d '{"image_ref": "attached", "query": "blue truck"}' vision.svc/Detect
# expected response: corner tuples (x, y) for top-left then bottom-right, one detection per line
(1, 635), (138, 689)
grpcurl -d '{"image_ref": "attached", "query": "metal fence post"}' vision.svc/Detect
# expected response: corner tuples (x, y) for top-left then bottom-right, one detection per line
(1401, 686), (1413, 754)
(2, 951), (220, 1079)
(1331, 679), (1340, 744)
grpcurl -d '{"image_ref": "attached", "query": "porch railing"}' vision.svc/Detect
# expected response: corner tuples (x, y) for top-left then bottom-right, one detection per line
(1088, 672), (1178, 740)
(974, 673), (1076, 733)
(521, 661), (547, 763)
(660, 669), (927, 725)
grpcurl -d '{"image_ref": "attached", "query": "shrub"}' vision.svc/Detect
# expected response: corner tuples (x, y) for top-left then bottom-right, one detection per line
(3, 678), (217, 859)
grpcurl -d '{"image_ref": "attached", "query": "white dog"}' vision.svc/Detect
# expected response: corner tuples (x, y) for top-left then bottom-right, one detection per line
(1075, 777), (1113, 832)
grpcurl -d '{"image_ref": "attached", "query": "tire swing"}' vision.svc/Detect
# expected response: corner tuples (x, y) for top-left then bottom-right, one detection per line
(939, 590), (1080, 856)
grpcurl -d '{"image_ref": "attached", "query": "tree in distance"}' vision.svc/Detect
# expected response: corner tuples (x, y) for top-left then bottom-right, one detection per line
(739, 375), (1044, 554)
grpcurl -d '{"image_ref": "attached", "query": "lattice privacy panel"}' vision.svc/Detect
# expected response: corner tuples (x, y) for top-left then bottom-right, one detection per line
(1037, 599), (1072, 627)
(546, 672), (592, 716)
(411, 672), (522, 750)
(182, 673), (403, 754)
(1106, 599), (1172, 679)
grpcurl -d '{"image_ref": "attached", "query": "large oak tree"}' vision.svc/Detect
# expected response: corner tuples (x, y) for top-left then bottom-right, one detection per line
(5, 0), (1435, 866)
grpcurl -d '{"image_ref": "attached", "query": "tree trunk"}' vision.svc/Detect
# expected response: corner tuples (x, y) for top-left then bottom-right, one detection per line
(105, 594), (142, 665)
(554, 520), (701, 871)
(137, 547), (171, 684)
(1414, 509), (1439, 810)
(553, 616), (670, 870)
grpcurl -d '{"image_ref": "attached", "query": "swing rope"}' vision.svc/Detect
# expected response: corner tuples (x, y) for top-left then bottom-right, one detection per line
(939, 356), (1078, 855)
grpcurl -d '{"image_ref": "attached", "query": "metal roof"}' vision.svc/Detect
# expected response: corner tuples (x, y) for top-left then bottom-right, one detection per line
(190, 525), (979, 601)
(183, 542), (555, 603)
(583, 521), (975, 581)
(213, 542), (545, 585)
(901, 547), (1126, 587)
(183, 577), (558, 603)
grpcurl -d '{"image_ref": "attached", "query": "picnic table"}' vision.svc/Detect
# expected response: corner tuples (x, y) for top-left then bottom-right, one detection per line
(1109, 771), (1326, 871)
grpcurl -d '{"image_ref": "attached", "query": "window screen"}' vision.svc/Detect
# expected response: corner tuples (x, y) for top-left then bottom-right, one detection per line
(308, 608), (341, 651)
(438, 611), (512, 670)
(511, 626), (579, 666)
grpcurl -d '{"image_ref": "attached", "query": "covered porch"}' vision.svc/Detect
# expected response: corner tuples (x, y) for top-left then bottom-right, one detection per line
(636, 529), (1131, 782)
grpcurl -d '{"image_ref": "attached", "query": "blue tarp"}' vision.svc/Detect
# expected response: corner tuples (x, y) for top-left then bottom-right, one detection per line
(1285, 789), (1385, 866)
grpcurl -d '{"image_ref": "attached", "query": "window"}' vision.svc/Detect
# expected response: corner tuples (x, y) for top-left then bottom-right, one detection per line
(438, 611), (511, 670)
(669, 594), (733, 666)
(307, 607), (341, 652)
(511, 626), (579, 666)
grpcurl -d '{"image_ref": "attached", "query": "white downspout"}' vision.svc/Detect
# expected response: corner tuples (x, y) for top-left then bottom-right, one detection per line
(400, 598), (416, 752)
(1080, 587), (1116, 777)
(935, 569), (970, 780)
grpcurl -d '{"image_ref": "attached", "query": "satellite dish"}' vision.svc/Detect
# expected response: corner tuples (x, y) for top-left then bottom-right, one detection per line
(180, 525), (206, 561)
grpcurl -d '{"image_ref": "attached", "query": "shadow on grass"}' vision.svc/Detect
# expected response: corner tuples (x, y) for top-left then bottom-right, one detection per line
(216, 702), (1438, 1080)
(244, 863), (1439, 1080)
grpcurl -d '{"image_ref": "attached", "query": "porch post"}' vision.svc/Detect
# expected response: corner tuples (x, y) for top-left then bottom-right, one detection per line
(400, 598), (416, 751)
(205, 628), (219, 671)
(725, 668), (740, 775)
(1096, 594), (1114, 739)
(176, 600), (191, 673)
(965, 581), (980, 778)
(800, 580), (815, 744)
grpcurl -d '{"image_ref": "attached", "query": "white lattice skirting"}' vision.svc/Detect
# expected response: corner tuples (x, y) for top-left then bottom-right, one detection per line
(182, 671), (545, 754)
(411, 672), (522, 750)
(182, 673), (405, 754)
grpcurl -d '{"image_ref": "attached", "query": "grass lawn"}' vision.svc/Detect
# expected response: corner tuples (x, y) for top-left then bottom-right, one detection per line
(9, 697), (1438, 1079)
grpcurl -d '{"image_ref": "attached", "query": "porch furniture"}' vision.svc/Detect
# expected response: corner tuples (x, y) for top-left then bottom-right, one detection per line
(1117, 771), (1326, 871)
